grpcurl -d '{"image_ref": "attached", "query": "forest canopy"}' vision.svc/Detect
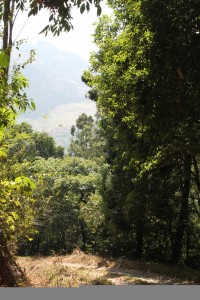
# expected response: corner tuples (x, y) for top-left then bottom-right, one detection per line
(83, 0), (200, 265)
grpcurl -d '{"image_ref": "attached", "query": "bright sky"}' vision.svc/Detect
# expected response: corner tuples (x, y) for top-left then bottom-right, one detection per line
(13, 2), (112, 60)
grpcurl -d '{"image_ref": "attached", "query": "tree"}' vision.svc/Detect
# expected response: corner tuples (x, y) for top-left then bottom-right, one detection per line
(33, 131), (64, 159)
(68, 113), (105, 161)
(84, 0), (200, 264)
(2, 122), (64, 166)
(17, 156), (100, 255)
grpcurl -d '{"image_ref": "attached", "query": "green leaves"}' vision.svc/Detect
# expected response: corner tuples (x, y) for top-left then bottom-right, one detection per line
(0, 44), (36, 127)
(28, 4), (38, 17)
(97, 5), (102, 16)
(25, 0), (103, 36)
(14, 176), (36, 196)
(80, 3), (86, 14)
(16, 154), (101, 255)
(39, 25), (50, 35)
(0, 174), (36, 240)
(0, 51), (9, 68)
(0, 148), (7, 162)
(2, 176), (36, 197)
(30, 100), (36, 110)
(80, 192), (104, 233)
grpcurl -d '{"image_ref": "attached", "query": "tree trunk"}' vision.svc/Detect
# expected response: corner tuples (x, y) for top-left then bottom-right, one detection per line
(80, 220), (87, 251)
(171, 155), (192, 264)
(0, 231), (29, 287)
(192, 156), (200, 206)
(135, 198), (146, 259)
(135, 219), (144, 259)
(60, 227), (66, 250)
(3, 0), (13, 73)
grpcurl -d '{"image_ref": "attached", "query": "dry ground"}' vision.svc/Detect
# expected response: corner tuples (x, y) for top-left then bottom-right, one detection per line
(16, 250), (199, 287)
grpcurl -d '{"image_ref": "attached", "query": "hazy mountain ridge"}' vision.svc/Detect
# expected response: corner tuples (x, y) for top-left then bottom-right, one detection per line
(17, 41), (96, 148)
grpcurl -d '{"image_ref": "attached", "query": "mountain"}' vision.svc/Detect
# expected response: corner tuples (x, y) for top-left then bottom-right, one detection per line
(17, 41), (96, 148)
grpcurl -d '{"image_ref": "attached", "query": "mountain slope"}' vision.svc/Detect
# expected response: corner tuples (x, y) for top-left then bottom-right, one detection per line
(17, 41), (96, 147)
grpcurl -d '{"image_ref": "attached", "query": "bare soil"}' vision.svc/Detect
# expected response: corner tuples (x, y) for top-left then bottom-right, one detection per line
(16, 250), (197, 287)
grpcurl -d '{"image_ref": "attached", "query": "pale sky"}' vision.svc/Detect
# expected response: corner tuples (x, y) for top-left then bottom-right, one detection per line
(13, 2), (112, 60)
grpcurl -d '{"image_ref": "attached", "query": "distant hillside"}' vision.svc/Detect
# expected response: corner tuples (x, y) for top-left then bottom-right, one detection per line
(17, 41), (96, 148)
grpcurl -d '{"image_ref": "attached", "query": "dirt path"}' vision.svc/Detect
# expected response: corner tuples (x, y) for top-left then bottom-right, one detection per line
(17, 252), (194, 287)
(59, 261), (188, 285)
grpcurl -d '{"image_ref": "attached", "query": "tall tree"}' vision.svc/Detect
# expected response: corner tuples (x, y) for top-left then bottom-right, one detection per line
(84, 0), (200, 264)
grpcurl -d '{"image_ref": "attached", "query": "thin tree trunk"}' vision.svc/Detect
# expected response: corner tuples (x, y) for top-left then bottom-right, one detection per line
(80, 220), (87, 251)
(192, 156), (200, 206)
(2, 0), (14, 76)
(60, 226), (66, 250)
(171, 155), (192, 264)
(135, 198), (145, 258)
(135, 219), (144, 259)
(185, 225), (191, 265)
(3, 0), (10, 51)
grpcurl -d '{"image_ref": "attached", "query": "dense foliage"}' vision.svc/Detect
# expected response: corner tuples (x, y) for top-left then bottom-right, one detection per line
(83, 0), (200, 266)
(4, 120), (105, 256)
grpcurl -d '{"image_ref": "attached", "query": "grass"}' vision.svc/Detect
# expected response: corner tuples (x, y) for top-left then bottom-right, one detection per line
(45, 266), (114, 287)
(16, 251), (200, 287)
(17, 256), (114, 287)
(90, 277), (114, 285)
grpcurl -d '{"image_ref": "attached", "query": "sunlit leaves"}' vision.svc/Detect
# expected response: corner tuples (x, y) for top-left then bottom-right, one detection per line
(0, 46), (36, 127)
(0, 175), (36, 239)
(30, 101), (36, 110)
(80, 192), (104, 233)
(0, 51), (9, 68)
(0, 121), (64, 244)
(14, 176), (36, 196)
